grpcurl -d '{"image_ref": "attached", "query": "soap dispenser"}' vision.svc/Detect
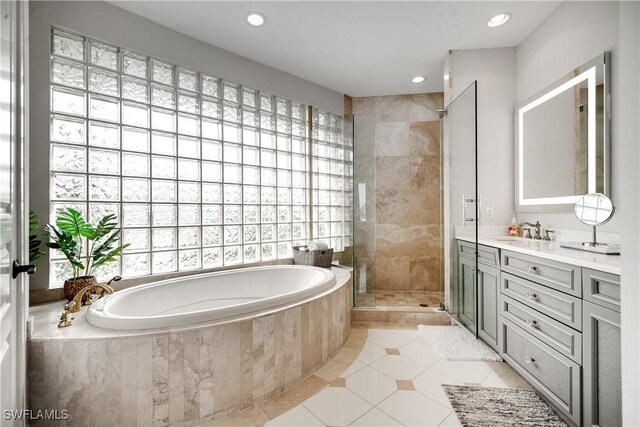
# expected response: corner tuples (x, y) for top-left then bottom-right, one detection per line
(508, 217), (520, 237)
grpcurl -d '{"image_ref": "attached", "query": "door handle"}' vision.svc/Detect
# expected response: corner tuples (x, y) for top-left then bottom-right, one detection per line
(12, 260), (36, 279)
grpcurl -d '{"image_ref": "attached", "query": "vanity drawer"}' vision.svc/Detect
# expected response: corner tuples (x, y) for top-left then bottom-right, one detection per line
(457, 240), (500, 268)
(501, 272), (582, 331)
(502, 250), (581, 297)
(582, 268), (620, 312)
(501, 318), (581, 425)
(500, 295), (582, 363)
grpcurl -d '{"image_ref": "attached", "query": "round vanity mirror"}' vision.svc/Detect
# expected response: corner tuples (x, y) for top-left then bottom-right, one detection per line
(574, 193), (615, 226)
(560, 193), (620, 255)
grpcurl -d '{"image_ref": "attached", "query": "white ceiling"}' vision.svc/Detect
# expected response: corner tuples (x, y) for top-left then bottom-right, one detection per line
(109, 1), (560, 97)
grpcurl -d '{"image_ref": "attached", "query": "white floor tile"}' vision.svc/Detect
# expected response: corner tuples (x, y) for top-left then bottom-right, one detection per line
(399, 341), (441, 367)
(413, 368), (462, 408)
(265, 405), (325, 427)
(356, 342), (388, 365)
(350, 408), (402, 426)
(439, 412), (462, 427)
(367, 331), (412, 349)
(389, 329), (420, 340)
(370, 355), (428, 380)
(367, 329), (386, 336)
(429, 359), (492, 383)
(341, 359), (368, 377)
(345, 366), (398, 405)
(303, 386), (372, 426)
(377, 390), (452, 427)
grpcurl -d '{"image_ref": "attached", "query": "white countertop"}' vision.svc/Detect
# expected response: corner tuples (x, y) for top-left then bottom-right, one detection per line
(456, 235), (621, 275)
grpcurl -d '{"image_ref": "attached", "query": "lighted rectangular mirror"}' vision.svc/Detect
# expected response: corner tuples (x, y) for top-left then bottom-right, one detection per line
(515, 52), (611, 212)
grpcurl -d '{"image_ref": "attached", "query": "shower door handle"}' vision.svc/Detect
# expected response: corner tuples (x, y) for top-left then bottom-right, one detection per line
(462, 194), (481, 225)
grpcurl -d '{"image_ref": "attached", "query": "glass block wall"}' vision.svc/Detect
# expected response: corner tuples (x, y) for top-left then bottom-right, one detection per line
(311, 108), (354, 252)
(47, 28), (351, 287)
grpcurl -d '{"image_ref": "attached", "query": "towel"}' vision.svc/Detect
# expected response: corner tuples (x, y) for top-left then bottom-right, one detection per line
(307, 241), (329, 251)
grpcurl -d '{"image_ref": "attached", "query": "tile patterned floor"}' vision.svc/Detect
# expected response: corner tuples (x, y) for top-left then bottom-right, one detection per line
(209, 324), (532, 427)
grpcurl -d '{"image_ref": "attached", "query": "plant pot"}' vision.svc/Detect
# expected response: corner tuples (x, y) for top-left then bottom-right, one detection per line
(63, 276), (99, 303)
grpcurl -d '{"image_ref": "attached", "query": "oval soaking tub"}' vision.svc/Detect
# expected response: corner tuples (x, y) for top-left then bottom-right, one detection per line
(87, 265), (336, 330)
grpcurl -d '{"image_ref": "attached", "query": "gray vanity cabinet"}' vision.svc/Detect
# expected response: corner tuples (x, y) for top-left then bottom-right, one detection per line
(583, 301), (621, 427)
(478, 262), (500, 351)
(457, 254), (476, 330)
(455, 238), (622, 427)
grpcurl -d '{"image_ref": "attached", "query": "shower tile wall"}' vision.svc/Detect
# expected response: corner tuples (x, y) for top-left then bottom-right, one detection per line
(353, 94), (443, 294)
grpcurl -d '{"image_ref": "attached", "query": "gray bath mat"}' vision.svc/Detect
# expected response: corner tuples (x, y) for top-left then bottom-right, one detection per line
(417, 325), (502, 361)
(442, 385), (567, 426)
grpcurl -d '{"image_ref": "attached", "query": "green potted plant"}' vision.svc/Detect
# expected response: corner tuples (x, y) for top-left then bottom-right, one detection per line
(46, 208), (129, 301)
(29, 209), (45, 263)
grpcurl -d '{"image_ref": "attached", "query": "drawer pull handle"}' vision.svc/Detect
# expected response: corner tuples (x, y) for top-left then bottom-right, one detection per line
(527, 293), (538, 301)
(528, 266), (538, 273)
(525, 356), (535, 364)
(529, 320), (539, 328)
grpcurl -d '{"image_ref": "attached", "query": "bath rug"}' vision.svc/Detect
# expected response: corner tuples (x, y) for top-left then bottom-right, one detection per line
(417, 325), (502, 361)
(442, 385), (567, 426)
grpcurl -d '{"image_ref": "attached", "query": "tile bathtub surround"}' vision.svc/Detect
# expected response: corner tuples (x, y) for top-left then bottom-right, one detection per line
(353, 94), (444, 294)
(27, 275), (352, 426)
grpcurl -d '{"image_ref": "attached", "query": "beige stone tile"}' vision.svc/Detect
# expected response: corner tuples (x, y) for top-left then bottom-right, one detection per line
(385, 348), (400, 355)
(313, 346), (361, 383)
(376, 188), (440, 227)
(376, 224), (440, 259)
(375, 122), (410, 156)
(409, 258), (442, 292)
(375, 95), (411, 123)
(408, 155), (440, 191)
(407, 93), (444, 121)
(375, 157), (410, 191)
(375, 257), (410, 290)
(343, 329), (368, 350)
(204, 407), (270, 426)
(330, 377), (346, 387)
(409, 121), (440, 157)
(396, 379), (416, 390)
(259, 375), (328, 419)
(353, 97), (375, 114)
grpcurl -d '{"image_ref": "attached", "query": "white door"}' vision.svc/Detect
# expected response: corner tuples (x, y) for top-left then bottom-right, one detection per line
(1, 1), (29, 425)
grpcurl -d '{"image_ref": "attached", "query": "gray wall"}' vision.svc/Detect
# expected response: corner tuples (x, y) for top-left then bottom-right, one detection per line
(445, 47), (517, 228)
(29, 1), (344, 289)
(515, 1), (620, 232)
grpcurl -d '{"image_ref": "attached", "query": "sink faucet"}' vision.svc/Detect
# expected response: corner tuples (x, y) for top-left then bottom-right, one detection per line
(521, 221), (542, 240)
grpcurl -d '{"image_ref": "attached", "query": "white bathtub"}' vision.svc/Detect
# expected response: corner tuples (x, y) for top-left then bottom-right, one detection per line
(87, 265), (336, 330)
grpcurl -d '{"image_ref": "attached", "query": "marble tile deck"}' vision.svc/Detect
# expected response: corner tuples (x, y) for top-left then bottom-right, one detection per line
(215, 323), (531, 427)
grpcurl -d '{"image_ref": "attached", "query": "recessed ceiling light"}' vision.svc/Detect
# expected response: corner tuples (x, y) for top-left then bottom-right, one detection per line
(487, 13), (511, 28)
(246, 12), (267, 27)
(412, 76), (426, 84)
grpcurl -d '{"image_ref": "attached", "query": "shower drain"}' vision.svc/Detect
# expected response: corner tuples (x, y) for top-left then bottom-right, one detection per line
(419, 303), (429, 307)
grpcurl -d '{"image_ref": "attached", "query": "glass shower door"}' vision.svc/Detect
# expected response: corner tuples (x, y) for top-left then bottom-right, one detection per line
(442, 82), (478, 336)
(352, 114), (376, 306)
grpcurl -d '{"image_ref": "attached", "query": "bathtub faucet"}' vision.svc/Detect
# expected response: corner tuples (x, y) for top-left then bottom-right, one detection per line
(67, 276), (120, 314)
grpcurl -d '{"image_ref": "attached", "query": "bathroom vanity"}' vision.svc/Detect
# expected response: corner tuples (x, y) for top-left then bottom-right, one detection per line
(456, 236), (621, 427)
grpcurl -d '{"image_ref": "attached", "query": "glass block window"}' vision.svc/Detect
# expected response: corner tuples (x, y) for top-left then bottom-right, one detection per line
(311, 109), (353, 251)
(48, 28), (315, 286)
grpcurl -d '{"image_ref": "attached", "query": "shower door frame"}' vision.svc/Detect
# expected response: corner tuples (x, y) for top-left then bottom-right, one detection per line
(441, 81), (479, 338)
